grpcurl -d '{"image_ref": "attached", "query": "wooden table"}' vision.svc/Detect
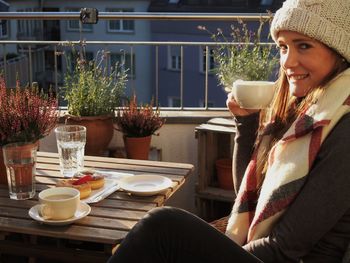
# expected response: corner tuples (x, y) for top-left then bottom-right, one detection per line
(0, 152), (194, 263)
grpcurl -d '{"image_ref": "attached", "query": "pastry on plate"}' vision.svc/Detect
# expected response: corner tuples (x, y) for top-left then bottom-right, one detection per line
(75, 170), (105, 190)
(56, 178), (92, 199)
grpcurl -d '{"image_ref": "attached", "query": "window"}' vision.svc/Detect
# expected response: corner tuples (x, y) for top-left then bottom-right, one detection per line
(67, 8), (93, 32)
(200, 47), (215, 73)
(111, 52), (136, 78)
(168, 46), (181, 71)
(0, 20), (8, 38)
(17, 8), (41, 37)
(107, 8), (134, 33)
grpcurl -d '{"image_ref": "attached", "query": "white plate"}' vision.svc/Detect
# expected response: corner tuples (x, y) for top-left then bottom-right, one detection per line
(118, 175), (173, 196)
(28, 202), (91, 226)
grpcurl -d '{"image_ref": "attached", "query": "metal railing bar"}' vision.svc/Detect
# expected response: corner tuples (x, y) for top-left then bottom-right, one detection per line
(0, 12), (272, 21)
(54, 45), (58, 94)
(2, 44), (7, 86)
(0, 40), (275, 46)
(180, 45), (184, 110)
(155, 45), (159, 106)
(130, 45), (135, 91)
(28, 45), (32, 86)
(205, 45), (209, 110)
(56, 105), (229, 111)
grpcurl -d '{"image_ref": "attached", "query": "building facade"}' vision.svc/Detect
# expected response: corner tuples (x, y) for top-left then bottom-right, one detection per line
(3, 0), (153, 103)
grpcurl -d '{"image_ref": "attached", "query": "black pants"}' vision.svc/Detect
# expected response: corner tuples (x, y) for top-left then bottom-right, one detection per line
(107, 207), (262, 263)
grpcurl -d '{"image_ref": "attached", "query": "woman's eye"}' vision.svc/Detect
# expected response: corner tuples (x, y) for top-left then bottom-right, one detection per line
(299, 43), (311, 50)
(277, 45), (287, 53)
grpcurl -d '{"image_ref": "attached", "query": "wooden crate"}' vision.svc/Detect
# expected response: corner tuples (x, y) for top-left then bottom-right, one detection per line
(195, 118), (237, 221)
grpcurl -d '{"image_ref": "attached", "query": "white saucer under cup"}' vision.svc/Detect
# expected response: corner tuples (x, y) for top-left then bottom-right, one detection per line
(29, 202), (91, 226)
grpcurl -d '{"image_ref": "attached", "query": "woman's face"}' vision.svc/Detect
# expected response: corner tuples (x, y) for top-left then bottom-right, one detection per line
(277, 31), (339, 97)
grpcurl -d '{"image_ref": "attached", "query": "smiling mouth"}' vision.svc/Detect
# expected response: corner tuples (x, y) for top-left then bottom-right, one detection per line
(289, 74), (309, 81)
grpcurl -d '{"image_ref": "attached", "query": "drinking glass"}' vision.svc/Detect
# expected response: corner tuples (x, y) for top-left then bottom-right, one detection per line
(2, 141), (38, 200)
(55, 125), (86, 178)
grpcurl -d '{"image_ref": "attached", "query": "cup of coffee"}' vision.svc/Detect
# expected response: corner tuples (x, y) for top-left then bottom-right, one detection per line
(231, 80), (276, 109)
(38, 187), (80, 220)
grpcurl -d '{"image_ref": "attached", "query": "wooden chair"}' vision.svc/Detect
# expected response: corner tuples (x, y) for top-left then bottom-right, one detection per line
(210, 215), (229, 234)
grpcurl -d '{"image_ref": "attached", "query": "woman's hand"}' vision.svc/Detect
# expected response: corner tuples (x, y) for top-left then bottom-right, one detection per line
(226, 92), (260, 117)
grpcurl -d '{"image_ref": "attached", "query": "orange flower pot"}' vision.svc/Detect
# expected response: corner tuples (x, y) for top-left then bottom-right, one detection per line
(215, 158), (233, 190)
(123, 135), (152, 160)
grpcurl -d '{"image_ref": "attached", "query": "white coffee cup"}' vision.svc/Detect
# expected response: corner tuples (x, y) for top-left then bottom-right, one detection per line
(231, 80), (276, 109)
(38, 187), (80, 220)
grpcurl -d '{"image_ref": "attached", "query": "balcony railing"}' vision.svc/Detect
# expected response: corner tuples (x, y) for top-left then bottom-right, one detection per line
(0, 11), (275, 111)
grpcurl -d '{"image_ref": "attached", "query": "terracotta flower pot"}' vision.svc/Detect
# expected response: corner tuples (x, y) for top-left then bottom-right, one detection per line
(123, 135), (152, 160)
(215, 158), (233, 190)
(65, 114), (114, 156)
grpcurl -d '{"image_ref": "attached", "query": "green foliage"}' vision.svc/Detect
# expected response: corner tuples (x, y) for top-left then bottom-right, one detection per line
(63, 48), (127, 117)
(116, 94), (165, 138)
(199, 16), (279, 90)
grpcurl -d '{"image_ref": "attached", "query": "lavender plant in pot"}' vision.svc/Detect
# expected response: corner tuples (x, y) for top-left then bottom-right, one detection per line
(63, 48), (127, 156)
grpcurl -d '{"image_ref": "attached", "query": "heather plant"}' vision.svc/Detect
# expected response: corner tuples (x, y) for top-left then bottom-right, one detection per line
(0, 78), (58, 146)
(63, 48), (127, 117)
(199, 16), (279, 91)
(115, 94), (165, 138)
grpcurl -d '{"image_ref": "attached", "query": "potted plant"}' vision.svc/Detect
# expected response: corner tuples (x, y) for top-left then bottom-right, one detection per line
(0, 79), (58, 185)
(63, 48), (127, 156)
(199, 16), (279, 91)
(115, 94), (165, 160)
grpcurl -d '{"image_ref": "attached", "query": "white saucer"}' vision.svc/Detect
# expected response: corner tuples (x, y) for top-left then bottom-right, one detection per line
(118, 174), (173, 196)
(29, 202), (91, 226)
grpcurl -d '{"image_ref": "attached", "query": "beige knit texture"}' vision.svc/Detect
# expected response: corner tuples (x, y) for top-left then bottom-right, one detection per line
(270, 0), (350, 62)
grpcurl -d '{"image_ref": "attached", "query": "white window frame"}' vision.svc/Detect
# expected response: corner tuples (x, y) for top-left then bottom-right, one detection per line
(167, 46), (181, 71)
(199, 47), (215, 74)
(106, 8), (135, 33)
(66, 8), (93, 32)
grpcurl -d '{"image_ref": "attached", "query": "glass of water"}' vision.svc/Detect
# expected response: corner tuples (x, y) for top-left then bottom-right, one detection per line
(55, 125), (86, 178)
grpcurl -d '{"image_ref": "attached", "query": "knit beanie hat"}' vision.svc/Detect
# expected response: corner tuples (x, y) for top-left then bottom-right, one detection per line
(270, 0), (350, 62)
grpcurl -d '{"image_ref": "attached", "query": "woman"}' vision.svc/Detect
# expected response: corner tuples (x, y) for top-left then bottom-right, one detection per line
(108, 0), (350, 262)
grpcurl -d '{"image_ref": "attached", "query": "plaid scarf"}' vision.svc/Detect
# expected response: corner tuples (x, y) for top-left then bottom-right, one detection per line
(226, 68), (350, 245)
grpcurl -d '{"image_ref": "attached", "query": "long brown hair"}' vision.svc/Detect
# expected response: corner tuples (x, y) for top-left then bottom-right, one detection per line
(255, 56), (349, 185)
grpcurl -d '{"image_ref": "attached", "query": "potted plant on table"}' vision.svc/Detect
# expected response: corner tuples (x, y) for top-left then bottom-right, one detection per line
(0, 79), (58, 185)
(115, 94), (165, 160)
(63, 48), (127, 156)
